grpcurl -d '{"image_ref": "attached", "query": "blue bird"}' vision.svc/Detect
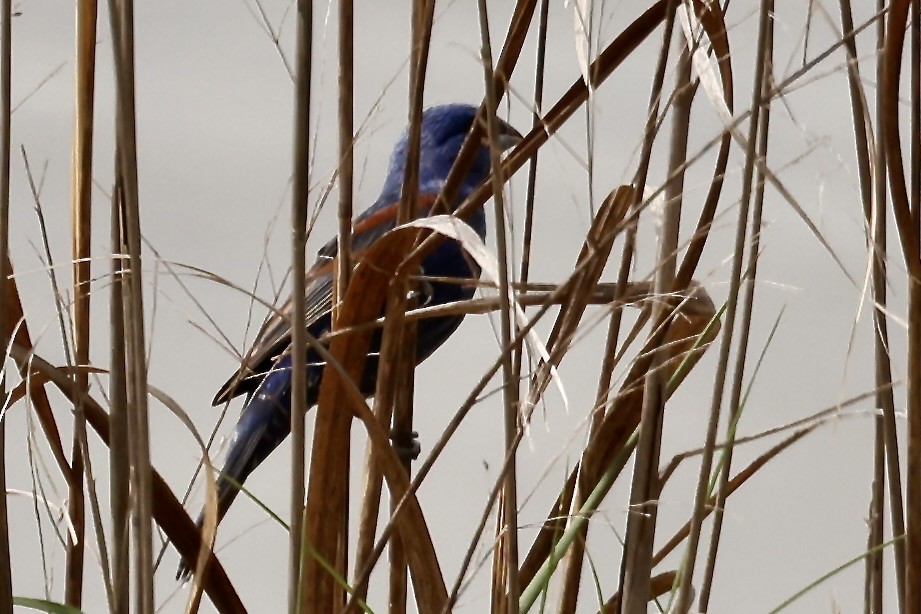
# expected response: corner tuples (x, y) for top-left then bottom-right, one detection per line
(178, 104), (521, 579)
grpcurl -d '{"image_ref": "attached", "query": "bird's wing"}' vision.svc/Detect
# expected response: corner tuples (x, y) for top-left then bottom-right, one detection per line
(212, 195), (438, 406)
(212, 262), (334, 405)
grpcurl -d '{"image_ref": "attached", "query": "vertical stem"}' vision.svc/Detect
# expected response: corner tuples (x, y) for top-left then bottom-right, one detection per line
(867, 423), (885, 613)
(904, 2), (921, 609)
(619, 2), (678, 610)
(109, 175), (130, 614)
(0, 0), (12, 607)
(839, 0), (906, 607)
(66, 0), (98, 606)
(386, 2), (433, 609)
(336, 0), (353, 307)
(646, 46), (692, 614)
(107, 0), (152, 610)
(912, 0), (920, 237)
(479, 3), (519, 611)
(865, 3), (890, 612)
(510, 13), (548, 590)
(516, 0), (548, 289)
(697, 10), (774, 608)
(289, 0), (312, 610)
(336, 0), (354, 586)
(680, 1), (772, 609)
(881, 1), (921, 610)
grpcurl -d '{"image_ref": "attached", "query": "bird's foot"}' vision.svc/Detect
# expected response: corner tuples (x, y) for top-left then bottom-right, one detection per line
(390, 429), (421, 462)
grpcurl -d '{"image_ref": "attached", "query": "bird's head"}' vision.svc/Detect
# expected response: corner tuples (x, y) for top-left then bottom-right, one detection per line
(378, 103), (522, 205)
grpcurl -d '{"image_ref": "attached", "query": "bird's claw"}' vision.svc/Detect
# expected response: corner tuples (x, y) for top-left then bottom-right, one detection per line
(390, 429), (421, 461)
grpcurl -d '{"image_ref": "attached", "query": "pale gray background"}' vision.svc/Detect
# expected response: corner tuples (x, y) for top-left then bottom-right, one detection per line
(6, 1), (908, 612)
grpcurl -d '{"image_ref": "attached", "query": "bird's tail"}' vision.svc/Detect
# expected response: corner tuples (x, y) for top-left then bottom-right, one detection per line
(177, 367), (293, 581)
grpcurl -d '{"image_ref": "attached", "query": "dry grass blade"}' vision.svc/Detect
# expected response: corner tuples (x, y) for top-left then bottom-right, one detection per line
(145, 386), (219, 614)
(652, 427), (814, 567)
(2, 343), (246, 612)
(520, 186), (633, 427)
(520, 285), (719, 590)
(1, 255), (71, 478)
(6, 343), (246, 612)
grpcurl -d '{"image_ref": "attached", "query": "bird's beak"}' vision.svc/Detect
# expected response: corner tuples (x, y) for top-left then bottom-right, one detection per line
(481, 117), (523, 152)
(496, 122), (523, 152)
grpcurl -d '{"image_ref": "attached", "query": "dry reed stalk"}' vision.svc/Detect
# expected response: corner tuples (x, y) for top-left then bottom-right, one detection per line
(303, 225), (453, 612)
(676, 0), (771, 607)
(65, 0), (98, 606)
(329, 0), (354, 596)
(336, 0), (354, 311)
(288, 0), (312, 610)
(354, 252), (417, 613)
(4, 336), (246, 611)
(509, 4), (549, 532)
(694, 7), (774, 609)
(106, 0), (154, 610)
(109, 180), (130, 614)
(672, 0), (733, 290)
(910, 1), (921, 610)
(381, 2), (434, 606)
(619, 2), (680, 610)
(0, 0), (11, 608)
(839, 0), (905, 610)
(517, 0), (549, 290)
(882, 2), (921, 611)
(478, 5), (521, 613)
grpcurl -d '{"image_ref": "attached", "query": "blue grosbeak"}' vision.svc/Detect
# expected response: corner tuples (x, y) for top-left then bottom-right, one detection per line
(178, 104), (521, 579)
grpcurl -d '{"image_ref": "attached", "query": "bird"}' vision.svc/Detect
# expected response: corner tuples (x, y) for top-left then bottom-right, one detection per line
(178, 103), (522, 579)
